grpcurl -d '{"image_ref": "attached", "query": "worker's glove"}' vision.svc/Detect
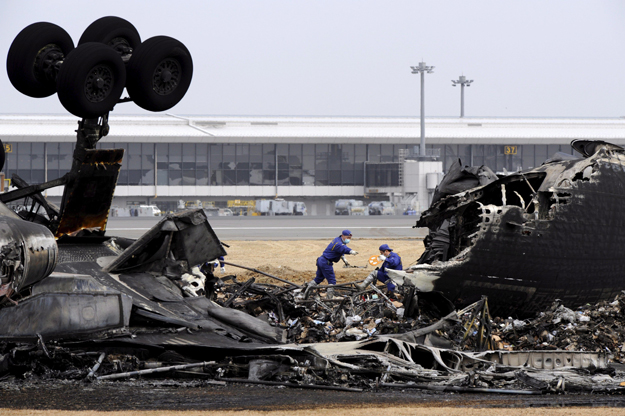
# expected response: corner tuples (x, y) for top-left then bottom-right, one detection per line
(350, 250), (358, 255)
(378, 255), (387, 262)
(220, 267), (226, 273)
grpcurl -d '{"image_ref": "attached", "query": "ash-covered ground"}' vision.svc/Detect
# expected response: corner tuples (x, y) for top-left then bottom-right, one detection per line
(3, 379), (625, 411)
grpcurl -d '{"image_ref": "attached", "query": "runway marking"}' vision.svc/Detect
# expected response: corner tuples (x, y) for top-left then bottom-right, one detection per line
(107, 226), (415, 231)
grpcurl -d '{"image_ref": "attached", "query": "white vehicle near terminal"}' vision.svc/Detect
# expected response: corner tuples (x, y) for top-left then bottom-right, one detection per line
(334, 199), (368, 216)
(203, 207), (234, 217)
(137, 205), (161, 216)
(255, 199), (307, 216)
(291, 201), (307, 216)
(368, 201), (395, 215)
(111, 205), (161, 217)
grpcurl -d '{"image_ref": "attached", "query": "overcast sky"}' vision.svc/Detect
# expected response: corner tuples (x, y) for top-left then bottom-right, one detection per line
(1, 0), (624, 118)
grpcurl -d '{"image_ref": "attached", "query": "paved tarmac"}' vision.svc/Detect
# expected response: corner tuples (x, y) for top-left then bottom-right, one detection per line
(106, 215), (428, 240)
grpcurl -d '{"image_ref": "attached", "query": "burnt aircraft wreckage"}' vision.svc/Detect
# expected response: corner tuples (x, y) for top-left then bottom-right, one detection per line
(0, 17), (302, 373)
(389, 140), (625, 317)
(3, 18), (625, 394)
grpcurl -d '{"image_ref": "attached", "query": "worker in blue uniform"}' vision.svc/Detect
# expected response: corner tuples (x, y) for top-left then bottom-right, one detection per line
(215, 256), (226, 274)
(308, 230), (358, 296)
(198, 255), (227, 296)
(356, 243), (402, 292)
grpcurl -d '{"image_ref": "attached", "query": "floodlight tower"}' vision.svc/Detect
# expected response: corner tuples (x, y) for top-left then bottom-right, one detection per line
(451, 75), (473, 118)
(411, 62), (434, 157)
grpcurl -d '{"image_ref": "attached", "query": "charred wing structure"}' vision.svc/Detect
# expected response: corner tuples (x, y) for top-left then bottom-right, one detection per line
(0, 208), (291, 345)
(392, 140), (625, 317)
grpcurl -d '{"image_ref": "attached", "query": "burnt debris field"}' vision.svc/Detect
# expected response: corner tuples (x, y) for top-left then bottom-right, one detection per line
(7, 140), (625, 403)
(6, 139), (625, 405)
(3, 266), (625, 397)
(4, 16), (625, 410)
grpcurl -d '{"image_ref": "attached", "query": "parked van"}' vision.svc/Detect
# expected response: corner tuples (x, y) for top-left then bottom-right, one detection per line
(255, 199), (307, 216)
(291, 201), (307, 215)
(137, 205), (161, 216)
(368, 201), (395, 215)
(334, 199), (368, 216)
(203, 208), (233, 217)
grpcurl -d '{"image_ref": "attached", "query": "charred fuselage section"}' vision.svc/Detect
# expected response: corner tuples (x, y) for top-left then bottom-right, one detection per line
(391, 140), (625, 317)
(0, 203), (57, 302)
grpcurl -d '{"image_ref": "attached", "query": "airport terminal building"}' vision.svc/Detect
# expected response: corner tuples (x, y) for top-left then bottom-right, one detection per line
(2, 114), (625, 215)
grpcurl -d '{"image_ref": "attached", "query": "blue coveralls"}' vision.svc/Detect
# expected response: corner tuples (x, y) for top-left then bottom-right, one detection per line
(314, 236), (353, 285)
(202, 256), (224, 272)
(377, 251), (402, 291)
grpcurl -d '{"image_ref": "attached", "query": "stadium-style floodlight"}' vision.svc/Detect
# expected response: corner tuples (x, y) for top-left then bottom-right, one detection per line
(411, 62), (434, 157)
(451, 75), (473, 118)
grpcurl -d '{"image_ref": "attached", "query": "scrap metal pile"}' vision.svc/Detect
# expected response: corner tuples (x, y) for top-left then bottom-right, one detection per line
(213, 272), (464, 346)
(491, 294), (625, 362)
(3, 266), (625, 395)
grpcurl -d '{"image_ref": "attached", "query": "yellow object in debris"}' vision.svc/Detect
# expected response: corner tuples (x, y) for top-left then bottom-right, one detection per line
(369, 255), (381, 266)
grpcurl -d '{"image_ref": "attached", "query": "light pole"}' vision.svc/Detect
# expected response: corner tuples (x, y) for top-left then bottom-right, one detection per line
(451, 75), (473, 118)
(410, 62), (434, 157)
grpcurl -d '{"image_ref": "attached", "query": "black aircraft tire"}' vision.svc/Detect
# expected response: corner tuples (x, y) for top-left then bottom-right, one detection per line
(78, 16), (141, 53)
(126, 36), (193, 112)
(56, 43), (126, 119)
(6, 22), (74, 98)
